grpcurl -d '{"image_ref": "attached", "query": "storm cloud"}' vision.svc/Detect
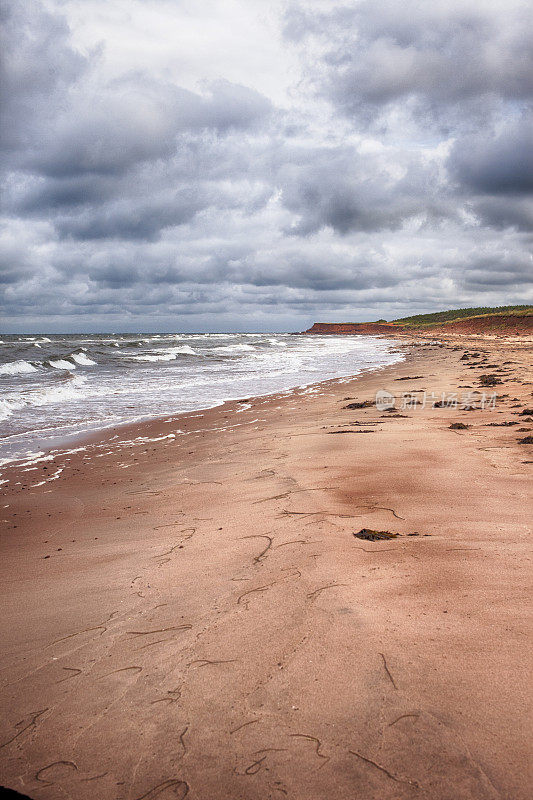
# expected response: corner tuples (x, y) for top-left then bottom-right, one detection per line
(1, 0), (532, 332)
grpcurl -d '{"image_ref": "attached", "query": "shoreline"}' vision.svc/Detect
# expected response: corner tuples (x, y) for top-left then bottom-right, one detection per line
(0, 338), (408, 481)
(0, 332), (531, 799)
(0, 334), (406, 471)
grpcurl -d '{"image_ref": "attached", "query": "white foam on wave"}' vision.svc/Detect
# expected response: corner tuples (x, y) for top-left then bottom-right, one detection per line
(0, 360), (38, 376)
(0, 374), (88, 421)
(71, 352), (97, 366)
(49, 358), (75, 370)
(130, 345), (199, 361)
(214, 343), (255, 353)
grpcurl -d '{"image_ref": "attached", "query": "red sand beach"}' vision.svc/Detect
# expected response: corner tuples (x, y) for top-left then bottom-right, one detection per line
(0, 333), (532, 799)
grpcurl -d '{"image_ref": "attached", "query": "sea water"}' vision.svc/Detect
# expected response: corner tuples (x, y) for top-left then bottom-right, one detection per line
(0, 332), (403, 464)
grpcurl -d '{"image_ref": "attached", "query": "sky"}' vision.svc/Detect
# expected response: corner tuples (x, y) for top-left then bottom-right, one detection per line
(1, 0), (532, 333)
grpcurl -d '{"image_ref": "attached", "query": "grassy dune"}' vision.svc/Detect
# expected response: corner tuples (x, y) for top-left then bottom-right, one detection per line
(389, 305), (533, 328)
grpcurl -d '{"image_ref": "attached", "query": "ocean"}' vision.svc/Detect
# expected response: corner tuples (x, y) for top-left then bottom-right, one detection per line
(0, 332), (403, 465)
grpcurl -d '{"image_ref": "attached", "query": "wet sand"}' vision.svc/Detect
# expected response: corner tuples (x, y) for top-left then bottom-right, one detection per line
(0, 334), (532, 799)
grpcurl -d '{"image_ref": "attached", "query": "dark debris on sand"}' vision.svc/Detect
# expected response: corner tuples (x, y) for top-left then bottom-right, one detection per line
(354, 529), (400, 541)
(479, 374), (503, 387)
(327, 430), (374, 434)
(354, 529), (429, 541)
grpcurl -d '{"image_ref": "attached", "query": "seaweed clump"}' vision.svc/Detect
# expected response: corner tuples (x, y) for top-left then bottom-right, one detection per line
(354, 529), (399, 541)
(449, 422), (470, 430)
(479, 374), (503, 387)
(344, 400), (374, 409)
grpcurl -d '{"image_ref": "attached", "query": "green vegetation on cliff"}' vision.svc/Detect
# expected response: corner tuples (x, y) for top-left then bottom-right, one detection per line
(389, 305), (532, 328)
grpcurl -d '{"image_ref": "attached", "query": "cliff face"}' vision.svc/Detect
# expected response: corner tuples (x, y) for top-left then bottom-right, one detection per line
(303, 314), (533, 336)
(302, 322), (400, 335)
(432, 314), (533, 335)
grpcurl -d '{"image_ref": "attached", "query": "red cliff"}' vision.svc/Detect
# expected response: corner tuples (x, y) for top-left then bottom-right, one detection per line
(302, 322), (400, 335)
(302, 314), (532, 336)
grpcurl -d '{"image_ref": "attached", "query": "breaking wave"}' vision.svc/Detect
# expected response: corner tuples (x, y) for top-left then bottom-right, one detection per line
(214, 343), (256, 353)
(48, 358), (76, 370)
(0, 375), (88, 421)
(0, 360), (38, 376)
(130, 345), (199, 361)
(71, 352), (97, 366)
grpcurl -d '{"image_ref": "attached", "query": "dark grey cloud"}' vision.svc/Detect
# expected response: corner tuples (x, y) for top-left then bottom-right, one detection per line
(449, 116), (533, 195)
(457, 249), (533, 290)
(276, 144), (452, 235)
(286, 0), (533, 130)
(0, 0), (89, 154)
(1, 0), (532, 332)
(21, 78), (272, 180)
(470, 197), (533, 232)
(446, 114), (533, 231)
